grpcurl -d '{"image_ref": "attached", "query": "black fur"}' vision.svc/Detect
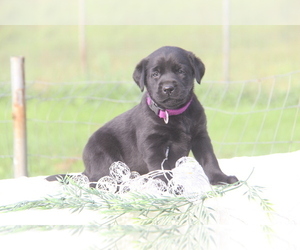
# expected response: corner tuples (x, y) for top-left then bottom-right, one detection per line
(46, 46), (238, 185)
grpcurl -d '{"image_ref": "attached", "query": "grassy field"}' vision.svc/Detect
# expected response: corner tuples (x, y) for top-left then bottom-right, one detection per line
(0, 26), (300, 179)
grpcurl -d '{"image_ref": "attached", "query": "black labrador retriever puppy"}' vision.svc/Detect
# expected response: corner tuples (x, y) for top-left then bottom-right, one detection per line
(47, 46), (238, 185)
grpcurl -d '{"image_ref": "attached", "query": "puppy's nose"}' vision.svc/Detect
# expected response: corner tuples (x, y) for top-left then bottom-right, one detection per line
(163, 85), (175, 95)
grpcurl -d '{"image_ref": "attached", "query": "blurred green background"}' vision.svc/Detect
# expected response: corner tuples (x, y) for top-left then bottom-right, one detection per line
(1, 26), (300, 82)
(0, 25), (300, 179)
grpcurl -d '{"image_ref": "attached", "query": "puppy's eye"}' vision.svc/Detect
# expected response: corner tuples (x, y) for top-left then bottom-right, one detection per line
(177, 69), (185, 75)
(151, 71), (160, 78)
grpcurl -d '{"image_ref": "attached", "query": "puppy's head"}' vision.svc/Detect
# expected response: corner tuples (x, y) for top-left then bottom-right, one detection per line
(133, 46), (205, 109)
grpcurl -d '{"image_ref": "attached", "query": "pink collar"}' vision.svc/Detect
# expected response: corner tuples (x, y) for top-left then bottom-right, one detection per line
(146, 95), (193, 124)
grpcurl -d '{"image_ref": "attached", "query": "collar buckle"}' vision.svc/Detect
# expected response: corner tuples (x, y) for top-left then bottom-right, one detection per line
(148, 100), (162, 116)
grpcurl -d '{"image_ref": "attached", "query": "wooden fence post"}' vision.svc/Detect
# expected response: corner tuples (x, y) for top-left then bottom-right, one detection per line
(10, 56), (28, 178)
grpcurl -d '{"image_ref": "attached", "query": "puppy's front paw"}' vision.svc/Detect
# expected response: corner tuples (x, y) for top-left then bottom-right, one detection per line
(226, 175), (239, 184)
(210, 174), (239, 185)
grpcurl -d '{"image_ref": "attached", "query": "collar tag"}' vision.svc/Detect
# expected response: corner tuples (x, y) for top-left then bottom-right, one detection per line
(163, 111), (169, 124)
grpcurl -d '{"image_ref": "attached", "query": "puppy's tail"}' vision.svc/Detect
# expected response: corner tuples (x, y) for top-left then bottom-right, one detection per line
(45, 174), (67, 182)
(45, 173), (96, 188)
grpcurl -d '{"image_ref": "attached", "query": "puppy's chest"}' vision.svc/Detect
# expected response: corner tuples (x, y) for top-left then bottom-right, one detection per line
(166, 119), (194, 143)
(165, 124), (192, 159)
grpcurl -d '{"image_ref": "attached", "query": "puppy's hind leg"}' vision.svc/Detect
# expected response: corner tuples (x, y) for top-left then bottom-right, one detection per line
(82, 141), (124, 183)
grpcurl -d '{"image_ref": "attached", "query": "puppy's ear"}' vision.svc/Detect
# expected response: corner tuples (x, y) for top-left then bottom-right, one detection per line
(133, 59), (147, 92)
(188, 52), (205, 84)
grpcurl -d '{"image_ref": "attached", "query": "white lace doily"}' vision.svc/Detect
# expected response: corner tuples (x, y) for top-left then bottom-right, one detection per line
(70, 157), (211, 201)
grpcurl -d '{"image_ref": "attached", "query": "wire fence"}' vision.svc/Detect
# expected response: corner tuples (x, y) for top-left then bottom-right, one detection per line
(0, 71), (300, 178)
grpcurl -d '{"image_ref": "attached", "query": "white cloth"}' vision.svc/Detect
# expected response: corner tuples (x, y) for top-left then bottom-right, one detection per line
(0, 151), (299, 250)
